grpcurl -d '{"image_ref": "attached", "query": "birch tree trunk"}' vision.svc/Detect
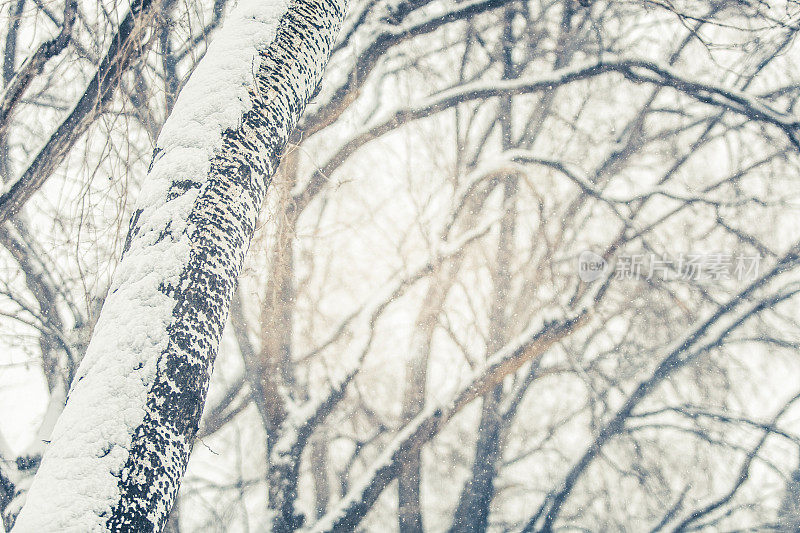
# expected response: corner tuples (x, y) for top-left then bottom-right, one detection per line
(12, 0), (347, 531)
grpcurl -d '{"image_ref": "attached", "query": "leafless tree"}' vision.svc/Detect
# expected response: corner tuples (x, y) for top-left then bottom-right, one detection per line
(3, 0), (800, 532)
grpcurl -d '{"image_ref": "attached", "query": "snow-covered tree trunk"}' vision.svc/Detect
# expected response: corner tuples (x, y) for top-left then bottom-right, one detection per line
(12, 0), (347, 531)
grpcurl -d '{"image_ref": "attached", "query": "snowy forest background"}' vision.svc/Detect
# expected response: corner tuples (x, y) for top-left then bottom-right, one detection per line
(2, 0), (800, 531)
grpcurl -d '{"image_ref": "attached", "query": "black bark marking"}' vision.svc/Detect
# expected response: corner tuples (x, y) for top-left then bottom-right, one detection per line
(103, 1), (348, 530)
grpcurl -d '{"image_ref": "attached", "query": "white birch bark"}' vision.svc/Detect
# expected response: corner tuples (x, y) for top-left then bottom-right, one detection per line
(12, 0), (347, 530)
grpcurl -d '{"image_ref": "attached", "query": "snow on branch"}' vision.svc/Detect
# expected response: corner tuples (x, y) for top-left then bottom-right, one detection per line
(305, 56), (800, 198)
(0, 0), (163, 226)
(12, 0), (348, 530)
(525, 241), (800, 532)
(309, 309), (589, 532)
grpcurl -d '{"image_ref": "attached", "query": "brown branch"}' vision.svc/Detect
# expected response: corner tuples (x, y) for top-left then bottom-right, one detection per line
(524, 243), (800, 532)
(0, 0), (167, 225)
(0, 0), (77, 134)
(669, 391), (800, 531)
(309, 310), (589, 533)
(299, 0), (519, 137)
(295, 56), (800, 214)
